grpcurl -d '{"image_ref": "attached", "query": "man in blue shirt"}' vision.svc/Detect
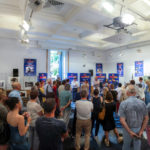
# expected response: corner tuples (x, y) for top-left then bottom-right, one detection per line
(9, 82), (23, 106)
(119, 85), (149, 150)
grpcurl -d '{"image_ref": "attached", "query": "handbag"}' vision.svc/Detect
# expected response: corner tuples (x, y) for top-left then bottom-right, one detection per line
(98, 102), (106, 120)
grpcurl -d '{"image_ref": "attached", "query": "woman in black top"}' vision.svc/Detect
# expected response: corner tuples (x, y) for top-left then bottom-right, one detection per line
(91, 89), (103, 139)
(103, 92), (123, 147)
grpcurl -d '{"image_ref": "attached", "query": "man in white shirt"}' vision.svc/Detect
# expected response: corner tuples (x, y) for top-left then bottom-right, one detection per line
(71, 78), (79, 101)
(44, 78), (53, 97)
(116, 83), (122, 101)
(75, 90), (93, 150)
(93, 76), (100, 90)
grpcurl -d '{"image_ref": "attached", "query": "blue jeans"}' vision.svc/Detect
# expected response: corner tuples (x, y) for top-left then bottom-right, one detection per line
(122, 128), (141, 150)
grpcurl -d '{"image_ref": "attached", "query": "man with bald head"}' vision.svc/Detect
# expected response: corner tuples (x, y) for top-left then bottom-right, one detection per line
(9, 82), (23, 106)
(119, 85), (149, 150)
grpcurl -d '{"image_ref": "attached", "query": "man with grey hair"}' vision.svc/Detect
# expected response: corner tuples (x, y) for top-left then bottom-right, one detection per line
(44, 78), (53, 97)
(9, 82), (23, 106)
(59, 84), (72, 127)
(119, 85), (149, 150)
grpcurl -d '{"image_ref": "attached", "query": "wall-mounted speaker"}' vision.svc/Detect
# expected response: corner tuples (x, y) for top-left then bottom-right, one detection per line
(13, 69), (19, 77)
(89, 69), (93, 77)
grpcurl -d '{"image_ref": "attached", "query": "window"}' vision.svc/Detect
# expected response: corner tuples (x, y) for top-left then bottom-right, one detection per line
(48, 50), (67, 80)
(49, 50), (59, 79)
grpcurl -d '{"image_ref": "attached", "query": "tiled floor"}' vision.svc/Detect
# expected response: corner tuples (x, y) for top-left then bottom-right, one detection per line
(63, 123), (150, 150)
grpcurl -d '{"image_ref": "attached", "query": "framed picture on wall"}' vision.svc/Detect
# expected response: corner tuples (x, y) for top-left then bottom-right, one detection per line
(96, 63), (103, 73)
(0, 80), (5, 89)
(24, 81), (34, 90)
(24, 59), (37, 76)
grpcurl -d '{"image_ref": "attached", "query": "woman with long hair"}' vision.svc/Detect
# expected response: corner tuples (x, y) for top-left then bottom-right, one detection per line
(103, 92), (123, 147)
(6, 97), (31, 150)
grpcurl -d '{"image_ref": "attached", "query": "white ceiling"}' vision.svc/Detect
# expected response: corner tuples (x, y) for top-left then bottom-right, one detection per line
(1, 0), (150, 51)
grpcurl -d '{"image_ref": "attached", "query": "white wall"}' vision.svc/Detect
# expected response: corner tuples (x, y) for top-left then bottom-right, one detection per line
(0, 38), (46, 89)
(68, 50), (106, 81)
(104, 45), (150, 84)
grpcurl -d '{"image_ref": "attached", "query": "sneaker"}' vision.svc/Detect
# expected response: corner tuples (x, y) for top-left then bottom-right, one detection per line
(104, 138), (110, 147)
(118, 136), (123, 143)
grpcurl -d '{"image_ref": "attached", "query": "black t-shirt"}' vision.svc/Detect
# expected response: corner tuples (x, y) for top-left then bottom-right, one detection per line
(36, 117), (67, 150)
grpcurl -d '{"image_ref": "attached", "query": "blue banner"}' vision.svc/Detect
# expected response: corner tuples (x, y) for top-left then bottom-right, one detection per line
(135, 61), (144, 77)
(96, 73), (106, 83)
(108, 73), (119, 83)
(117, 63), (124, 77)
(96, 63), (103, 73)
(80, 73), (91, 94)
(67, 73), (78, 84)
(38, 73), (47, 82)
(24, 59), (36, 76)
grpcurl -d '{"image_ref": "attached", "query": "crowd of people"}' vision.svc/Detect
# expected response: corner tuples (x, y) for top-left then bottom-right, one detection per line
(0, 76), (150, 150)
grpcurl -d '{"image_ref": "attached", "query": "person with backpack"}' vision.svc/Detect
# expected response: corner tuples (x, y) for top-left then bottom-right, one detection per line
(91, 89), (103, 141)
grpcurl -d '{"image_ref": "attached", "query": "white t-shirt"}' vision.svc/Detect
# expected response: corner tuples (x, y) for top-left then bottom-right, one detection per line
(27, 101), (43, 127)
(76, 100), (93, 120)
(116, 87), (122, 101)
(71, 81), (78, 88)
(93, 80), (100, 89)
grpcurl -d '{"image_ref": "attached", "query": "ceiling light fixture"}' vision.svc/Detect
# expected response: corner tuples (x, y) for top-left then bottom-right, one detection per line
(121, 14), (135, 25)
(143, 0), (150, 6)
(22, 20), (30, 31)
(102, 1), (114, 12)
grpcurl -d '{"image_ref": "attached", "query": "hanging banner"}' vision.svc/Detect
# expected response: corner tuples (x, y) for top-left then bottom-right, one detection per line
(38, 73), (47, 82)
(24, 59), (36, 76)
(108, 73), (119, 83)
(67, 73), (78, 84)
(80, 73), (91, 94)
(96, 73), (106, 83)
(117, 63), (124, 77)
(135, 61), (144, 77)
(96, 63), (103, 73)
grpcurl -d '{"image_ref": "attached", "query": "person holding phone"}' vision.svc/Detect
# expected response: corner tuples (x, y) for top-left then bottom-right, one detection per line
(6, 97), (31, 150)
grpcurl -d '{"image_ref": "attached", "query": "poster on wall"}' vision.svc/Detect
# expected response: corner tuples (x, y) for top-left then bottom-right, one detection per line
(108, 73), (119, 83)
(96, 73), (106, 83)
(0, 80), (5, 89)
(117, 63), (124, 77)
(24, 59), (36, 76)
(135, 61), (144, 77)
(96, 63), (103, 73)
(38, 73), (47, 83)
(67, 73), (78, 84)
(80, 73), (91, 94)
